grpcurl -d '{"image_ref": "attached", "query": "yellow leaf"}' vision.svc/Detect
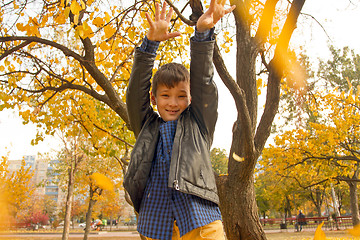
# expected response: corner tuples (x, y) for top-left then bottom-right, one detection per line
(104, 25), (116, 39)
(13, 1), (19, 9)
(92, 17), (105, 27)
(75, 25), (84, 38)
(64, 7), (71, 19)
(104, 12), (111, 23)
(313, 222), (326, 240)
(128, 27), (135, 41)
(99, 41), (108, 51)
(16, 23), (24, 31)
(73, 14), (79, 25)
(54, 12), (66, 25)
(0, 65), (5, 72)
(70, 1), (82, 15)
(233, 152), (244, 162)
(90, 173), (114, 191)
(348, 224), (360, 237)
(82, 21), (93, 38)
(80, 0), (86, 9)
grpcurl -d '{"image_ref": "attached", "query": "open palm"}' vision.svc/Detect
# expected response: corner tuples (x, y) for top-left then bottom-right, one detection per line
(145, 2), (181, 42)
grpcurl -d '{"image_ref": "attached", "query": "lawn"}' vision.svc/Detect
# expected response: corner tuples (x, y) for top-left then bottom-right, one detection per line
(0, 230), (358, 240)
(266, 230), (357, 240)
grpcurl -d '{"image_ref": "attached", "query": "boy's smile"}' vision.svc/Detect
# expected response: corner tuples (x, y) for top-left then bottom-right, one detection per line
(151, 81), (191, 121)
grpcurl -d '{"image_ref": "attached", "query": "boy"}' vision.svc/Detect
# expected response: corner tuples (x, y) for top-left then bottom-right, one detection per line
(124, 1), (235, 239)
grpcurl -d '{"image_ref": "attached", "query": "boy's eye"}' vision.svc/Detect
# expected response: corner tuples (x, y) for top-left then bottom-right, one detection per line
(179, 95), (186, 98)
(161, 94), (169, 98)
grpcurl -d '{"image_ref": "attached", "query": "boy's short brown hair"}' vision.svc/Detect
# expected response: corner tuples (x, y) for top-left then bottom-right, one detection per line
(152, 63), (190, 95)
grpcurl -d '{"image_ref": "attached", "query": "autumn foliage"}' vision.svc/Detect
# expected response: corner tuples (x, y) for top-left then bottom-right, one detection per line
(0, 156), (35, 229)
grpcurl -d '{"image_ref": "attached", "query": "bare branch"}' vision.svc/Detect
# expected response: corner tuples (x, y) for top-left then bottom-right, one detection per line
(213, 42), (254, 156)
(93, 123), (134, 148)
(165, 0), (196, 26)
(255, 0), (306, 153)
(0, 40), (31, 61)
(301, 12), (332, 41)
(0, 36), (84, 63)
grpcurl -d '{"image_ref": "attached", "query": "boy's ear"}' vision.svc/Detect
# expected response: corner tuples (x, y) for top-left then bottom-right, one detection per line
(150, 92), (157, 105)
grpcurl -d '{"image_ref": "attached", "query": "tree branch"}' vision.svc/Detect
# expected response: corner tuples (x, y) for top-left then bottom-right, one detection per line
(93, 123), (134, 148)
(165, 0), (196, 26)
(0, 40), (31, 61)
(255, 0), (280, 46)
(213, 41), (255, 158)
(255, 0), (306, 153)
(0, 36), (84, 63)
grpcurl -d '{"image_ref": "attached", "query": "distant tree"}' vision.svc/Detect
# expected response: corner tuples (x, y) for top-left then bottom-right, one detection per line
(318, 46), (360, 93)
(210, 148), (228, 175)
(0, 156), (35, 228)
(262, 87), (360, 226)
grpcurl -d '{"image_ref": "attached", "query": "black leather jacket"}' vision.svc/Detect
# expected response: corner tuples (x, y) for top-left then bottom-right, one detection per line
(124, 39), (219, 213)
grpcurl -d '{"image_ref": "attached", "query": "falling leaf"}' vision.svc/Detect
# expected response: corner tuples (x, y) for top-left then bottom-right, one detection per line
(233, 152), (244, 162)
(348, 224), (360, 237)
(90, 172), (114, 191)
(313, 222), (326, 240)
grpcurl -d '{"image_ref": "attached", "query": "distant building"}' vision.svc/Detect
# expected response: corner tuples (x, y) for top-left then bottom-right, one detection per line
(8, 155), (65, 208)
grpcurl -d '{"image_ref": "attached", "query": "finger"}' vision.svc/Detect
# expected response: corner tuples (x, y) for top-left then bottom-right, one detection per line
(220, 0), (226, 6)
(145, 12), (154, 28)
(155, 2), (160, 21)
(167, 32), (181, 39)
(166, 7), (173, 22)
(225, 5), (236, 14)
(209, 0), (215, 10)
(160, 1), (167, 20)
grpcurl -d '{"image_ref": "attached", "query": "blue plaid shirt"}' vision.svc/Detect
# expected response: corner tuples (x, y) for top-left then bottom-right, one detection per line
(137, 120), (222, 240)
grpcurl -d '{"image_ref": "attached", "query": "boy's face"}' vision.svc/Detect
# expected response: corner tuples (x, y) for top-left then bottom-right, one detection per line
(151, 81), (191, 122)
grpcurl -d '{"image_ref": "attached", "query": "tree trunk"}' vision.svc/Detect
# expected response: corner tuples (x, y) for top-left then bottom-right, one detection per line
(110, 216), (112, 232)
(210, 0), (306, 238)
(62, 166), (75, 240)
(284, 195), (292, 219)
(330, 185), (340, 218)
(348, 181), (360, 226)
(217, 175), (266, 240)
(83, 196), (97, 240)
(315, 189), (322, 217)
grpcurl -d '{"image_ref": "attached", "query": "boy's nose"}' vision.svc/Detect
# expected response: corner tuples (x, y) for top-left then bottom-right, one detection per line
(168, 97), (178, 106)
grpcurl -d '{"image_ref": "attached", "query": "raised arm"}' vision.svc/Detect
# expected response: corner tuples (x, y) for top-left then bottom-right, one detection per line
(190, 0), (235, 141)
(126, 2), (181, 137)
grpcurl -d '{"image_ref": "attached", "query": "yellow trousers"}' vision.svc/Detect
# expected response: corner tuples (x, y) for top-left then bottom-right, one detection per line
(143, 220), (225, 240)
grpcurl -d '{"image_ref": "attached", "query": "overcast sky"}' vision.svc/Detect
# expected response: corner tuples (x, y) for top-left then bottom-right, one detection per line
(1, 0), (360, 160)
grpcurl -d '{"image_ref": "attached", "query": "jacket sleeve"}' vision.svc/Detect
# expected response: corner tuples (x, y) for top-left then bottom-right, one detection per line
(189, 39), (218, 144)
(126, 48), (157, 138)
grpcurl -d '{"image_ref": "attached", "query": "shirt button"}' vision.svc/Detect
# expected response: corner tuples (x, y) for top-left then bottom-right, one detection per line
(167, 150), (170, 154)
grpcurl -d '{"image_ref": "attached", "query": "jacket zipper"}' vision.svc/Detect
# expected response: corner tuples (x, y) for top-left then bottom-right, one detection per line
(173, 121), (183, 191)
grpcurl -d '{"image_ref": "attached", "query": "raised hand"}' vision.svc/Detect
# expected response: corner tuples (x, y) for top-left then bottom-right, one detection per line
(196, 0), (236, 32)
(145, 2), (181, 42)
